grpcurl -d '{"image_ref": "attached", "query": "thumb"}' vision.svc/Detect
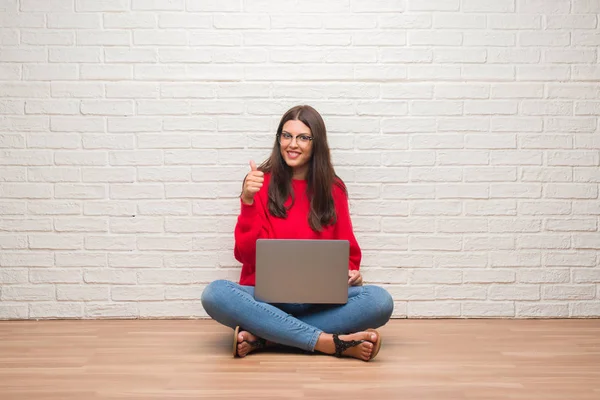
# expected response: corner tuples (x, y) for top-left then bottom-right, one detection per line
(249, 160), (257, 171)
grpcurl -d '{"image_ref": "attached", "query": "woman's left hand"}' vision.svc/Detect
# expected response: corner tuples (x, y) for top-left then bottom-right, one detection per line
(348, 270), (363, 286)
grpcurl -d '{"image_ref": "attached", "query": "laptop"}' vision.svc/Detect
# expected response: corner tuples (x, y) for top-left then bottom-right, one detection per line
(254, 239), (349, 304)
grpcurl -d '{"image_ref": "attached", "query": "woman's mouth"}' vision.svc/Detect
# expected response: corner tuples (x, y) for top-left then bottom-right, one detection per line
(287, 151), (301, 160)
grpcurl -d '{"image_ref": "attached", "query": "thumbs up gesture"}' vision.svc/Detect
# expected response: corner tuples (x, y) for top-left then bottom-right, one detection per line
(241, 160), (264, 205)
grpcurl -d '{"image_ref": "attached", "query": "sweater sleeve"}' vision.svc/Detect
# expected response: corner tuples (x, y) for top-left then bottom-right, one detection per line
(333, 185), (362, 271)
(233, 192), (270, 267)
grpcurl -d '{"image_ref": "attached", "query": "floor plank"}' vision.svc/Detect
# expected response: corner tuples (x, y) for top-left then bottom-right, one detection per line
(0, 319), (599, 399)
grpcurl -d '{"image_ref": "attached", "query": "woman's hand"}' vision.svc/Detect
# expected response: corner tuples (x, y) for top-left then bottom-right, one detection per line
(241, 160), (264, 205)
(348, 270), (363, 286)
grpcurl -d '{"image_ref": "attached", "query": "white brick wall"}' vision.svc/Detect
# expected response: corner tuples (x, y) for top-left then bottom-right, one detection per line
(1, 0), (599, 320)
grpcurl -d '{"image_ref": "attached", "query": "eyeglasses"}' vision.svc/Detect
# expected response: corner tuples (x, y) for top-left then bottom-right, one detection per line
(277, 132), (314, 146)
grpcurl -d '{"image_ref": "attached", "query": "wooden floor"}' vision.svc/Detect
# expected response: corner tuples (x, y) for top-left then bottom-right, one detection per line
(0, 320), (599, 400)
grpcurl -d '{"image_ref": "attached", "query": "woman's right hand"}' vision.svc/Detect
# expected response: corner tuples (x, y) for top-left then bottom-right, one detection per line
(241, 160), (264, 205)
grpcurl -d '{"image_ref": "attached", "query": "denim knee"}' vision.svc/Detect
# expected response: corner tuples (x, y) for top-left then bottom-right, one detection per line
(201, 279), (228, 317)
(366, 285), (394, 324)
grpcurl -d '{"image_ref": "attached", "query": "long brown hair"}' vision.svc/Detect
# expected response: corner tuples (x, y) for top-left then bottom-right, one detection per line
(258, 105), (346, 232)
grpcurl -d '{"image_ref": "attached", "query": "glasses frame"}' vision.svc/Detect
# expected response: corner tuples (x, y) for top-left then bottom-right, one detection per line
(277, 132), (314, 146)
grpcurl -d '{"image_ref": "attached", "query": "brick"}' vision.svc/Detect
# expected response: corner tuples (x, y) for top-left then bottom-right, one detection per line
(465, 135), (516, 149)
(410, 168), (462, 182)
(546, 184), (597, 199)
(463, 0), (514, 11)
(30, 303), (83, 319)
(548, 84), (600, 99)
(51, 82), (103, 98)
(464, 32), (515, 47)
(518, 268), (570, 284)
(112, 286), (165, 301)
(437, 218), (488, 233)
(545, 49), (596, 64)
(516, 303), (569, 318)
(490, 184), (541, 199)
(411, 201), (462, 216)
(110, 184), (163, 200)
(410, 236), (462, 251)
(519, 201), (571, 216)
(436, 286), (487, 300)
(0, 183), (52, 199)
(0, 116), (49, 132)
(108, 118), (162, 133)
(382, 118), (436, 133)
(518, 0), (570, 13)
(571, 302), (600, 317)
(489, 219), (541, 233)
(491, 83), (543, 99)
(1, 285), (55, 301)
(56, 253), (106, 268)
(22, 30), (74, 46)
(80, 65), (133, 80)
(77, 30), (130, 46)
(0, 218), (52, 232)
(386, 286), (435, 301)
(465, 101), (517, 115)
(435, 84), (489, 99)
(489, 49), (540, 64)
(491, 151), (542, 165)
(83, 202), (135, 217)
(463, 270), (515, 284)
(573, 269), (600, 283)
(48, 13), (101, 28)
(85, 303), (138, 318)
(517, 235), (571, 250)
(573, 234), (600, 249)
(488, 15), (541, 30)
(84, 269), (136, 284)
(408, 0), (459, 11)
(381, 218), (434, 234)
(464, 236), (515, 251)
(0, 166), (26, 181)
(546, 252), (596, 267)
(0, 269), (28, 284)
(28, 201), (80, 216)
(408, 302), (461, 318)
(55, 184), (105, 199)
(548, 151), (599, 166)
(57, 285), (108, 301)
(0, 304), (28, 320)
(137, 237), (192, 251)
(0, 13), (44, 28)
(519, 135), (573, 149)
(159, 13), (211, 28)
(85, 236), (136, 251)
(139, 301), (207, 318)
(521, 168), (572, 182)
(409, 65), (461, 80)
(76, 0), (128, 11)
(412, 134), (465, 149)
(465, 200), (516, 216)
(490, 285), (539, 300)
(55, 151), (108, 166)
(543, 285), (595, 300)
(466, 167), (517, 183)
(435, 254), (487, 268)
(491, 118), (543, 132)
(54, 217), (107, 232)
(437, 184), (488, 199)
(572, 66), (600, 81)
(30, 269), (82, 284)
(105, 48), (157, 63)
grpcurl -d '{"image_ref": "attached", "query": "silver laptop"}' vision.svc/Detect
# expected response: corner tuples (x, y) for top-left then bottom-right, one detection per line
(254, 239), (349, 304)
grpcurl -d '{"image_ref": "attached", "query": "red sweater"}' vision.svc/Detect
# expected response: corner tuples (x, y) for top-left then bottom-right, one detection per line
(234, 173), (361, 286)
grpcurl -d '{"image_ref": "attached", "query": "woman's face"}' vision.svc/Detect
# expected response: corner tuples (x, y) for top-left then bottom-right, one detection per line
(279, 119), (313, 179)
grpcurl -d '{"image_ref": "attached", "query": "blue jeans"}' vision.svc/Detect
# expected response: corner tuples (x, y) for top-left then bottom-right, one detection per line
(201, 279), (394, 352)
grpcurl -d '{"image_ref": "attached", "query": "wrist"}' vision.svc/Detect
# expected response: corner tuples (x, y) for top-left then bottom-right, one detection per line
(240, 195), (254, 205)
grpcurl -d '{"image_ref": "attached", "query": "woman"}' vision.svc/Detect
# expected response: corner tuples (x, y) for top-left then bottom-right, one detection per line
(201, 105), (394, 361)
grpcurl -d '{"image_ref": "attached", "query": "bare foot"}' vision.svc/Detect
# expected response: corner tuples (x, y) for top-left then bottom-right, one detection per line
(315, 331), (378, 361)
(236, 330), (272, 358)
